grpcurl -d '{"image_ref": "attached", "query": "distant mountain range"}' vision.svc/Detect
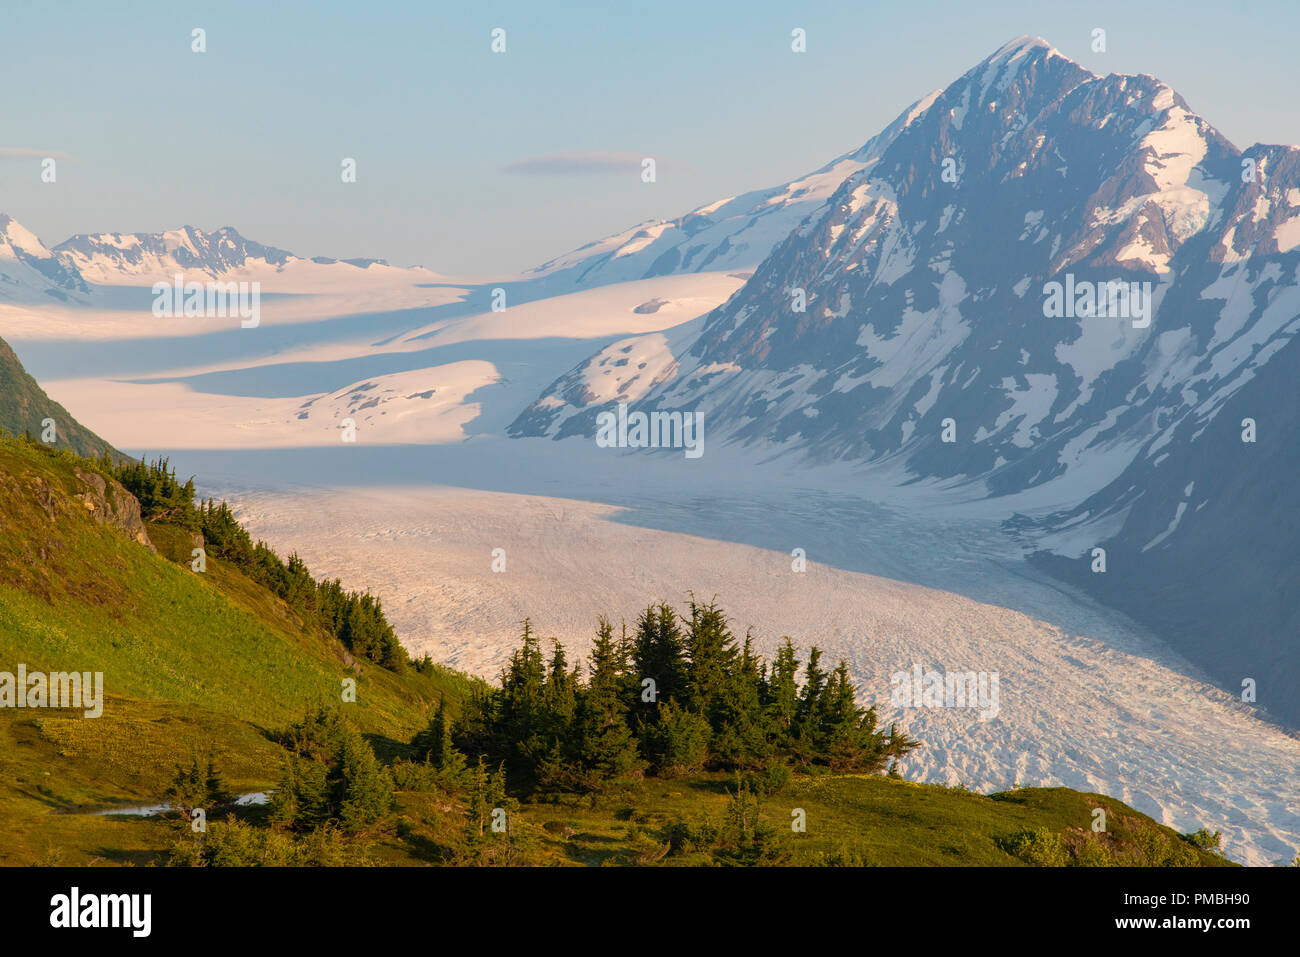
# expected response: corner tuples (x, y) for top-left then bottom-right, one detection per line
(0, 217), (400, 304)
(56, 225), (391, 283)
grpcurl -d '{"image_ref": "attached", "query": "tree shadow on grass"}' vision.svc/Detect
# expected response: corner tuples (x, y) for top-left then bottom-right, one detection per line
(395, 829), (455, 864)
(91, 845), (168, 867)
(362, 732), (411, 764)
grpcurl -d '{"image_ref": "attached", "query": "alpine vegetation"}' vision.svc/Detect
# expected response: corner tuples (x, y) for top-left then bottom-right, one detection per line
(444, 602), (921, 794)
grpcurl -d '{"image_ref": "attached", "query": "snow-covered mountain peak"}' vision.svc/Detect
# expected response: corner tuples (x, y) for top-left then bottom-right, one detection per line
(965, 35), (1091, 106)
(512, 38), (1293, 511)
(55, 225), (293, 282)
(981, 35), (1073, 70)
(51, 223), (408, 285)
(988, 34), (1056, 58)
(0, 213), (89, 301)
(0, 215), (50, 258)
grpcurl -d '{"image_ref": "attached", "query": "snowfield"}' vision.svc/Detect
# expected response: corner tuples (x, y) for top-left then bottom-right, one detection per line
(21, 272), (744, 450)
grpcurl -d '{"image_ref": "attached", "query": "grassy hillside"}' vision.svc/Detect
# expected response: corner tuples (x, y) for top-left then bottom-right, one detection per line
(0, 438), (471, 863)
(0, 335), (121, 459)
(0, 438), (1233, 867)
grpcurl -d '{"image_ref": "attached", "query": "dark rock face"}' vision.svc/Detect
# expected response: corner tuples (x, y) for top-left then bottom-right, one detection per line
(1028, 327), (1300, 727)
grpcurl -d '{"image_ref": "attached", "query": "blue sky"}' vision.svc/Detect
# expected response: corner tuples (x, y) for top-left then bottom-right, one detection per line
(3, 0), (1296, 275)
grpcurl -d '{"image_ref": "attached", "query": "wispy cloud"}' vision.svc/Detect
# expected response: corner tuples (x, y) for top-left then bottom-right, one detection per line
(0, 147), (74, 161)
(502, 150), (648, 177)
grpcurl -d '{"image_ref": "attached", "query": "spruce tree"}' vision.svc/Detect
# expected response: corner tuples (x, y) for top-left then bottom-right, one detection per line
(413, 697), (468, 782)
(576, 618), (642, 786)
(204, 755), (227, 806)
(683, 597), (739, 722)
(630, 603), (687, 718)
(643, 702), (710, 776)
(767, 638), (800, 744)
(465, 756), (490, 838)
(542, 638), (577, 736)
(822, 660), (870, 769)
(337, 732), (396, 830)
(499, 619), (548, 770)
(793, 646), (829, 762)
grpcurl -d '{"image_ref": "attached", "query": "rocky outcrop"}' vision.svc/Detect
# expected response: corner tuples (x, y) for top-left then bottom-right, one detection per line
(72, 467), (155, 551)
